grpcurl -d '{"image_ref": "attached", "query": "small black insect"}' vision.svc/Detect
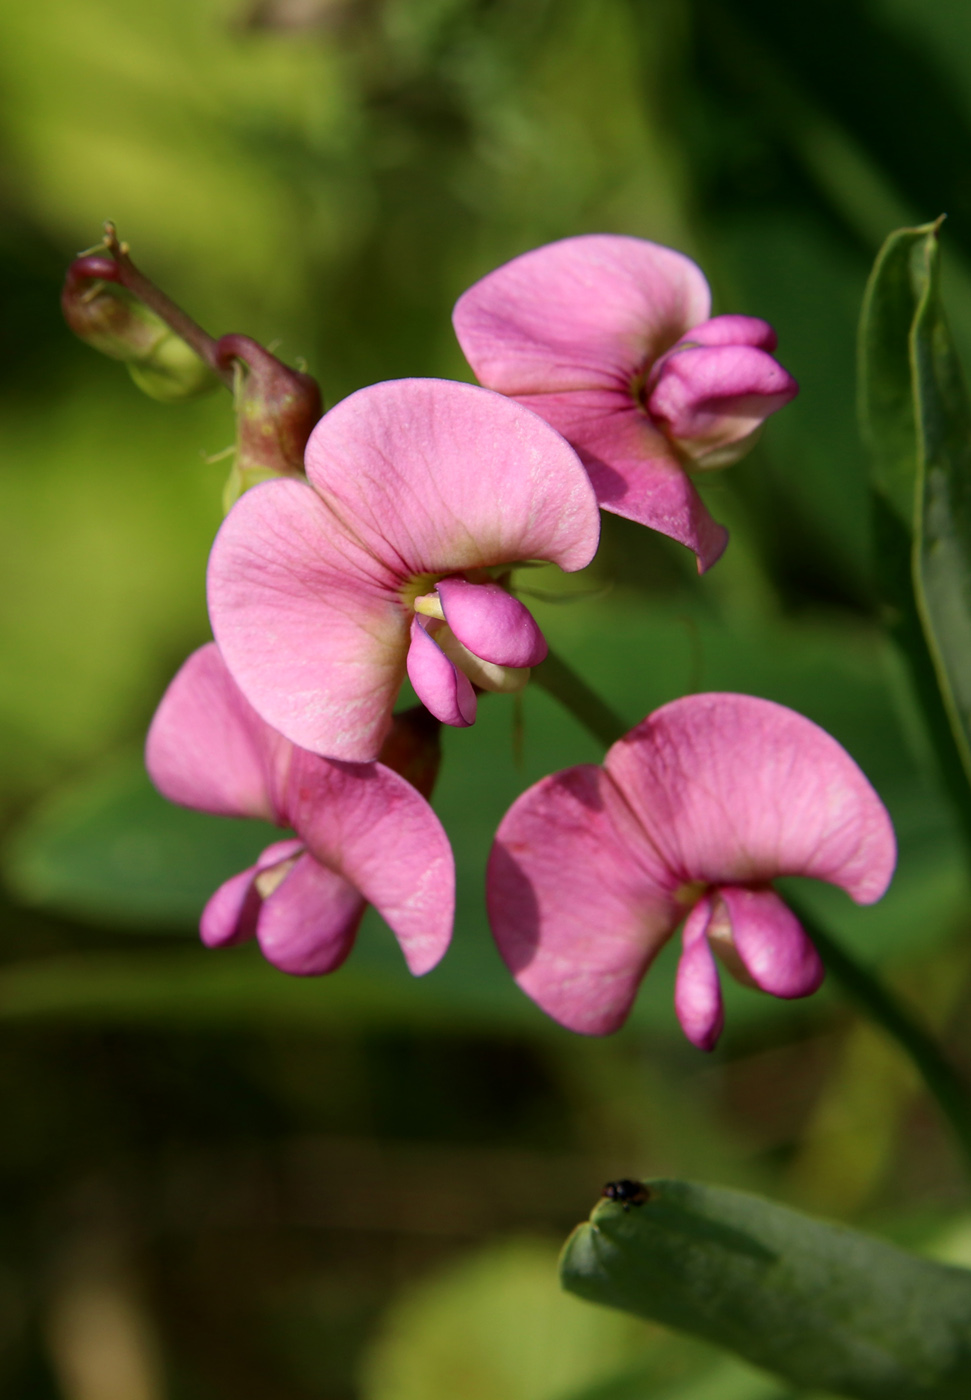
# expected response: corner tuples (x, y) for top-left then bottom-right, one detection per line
(601, 1179), (650, 1212)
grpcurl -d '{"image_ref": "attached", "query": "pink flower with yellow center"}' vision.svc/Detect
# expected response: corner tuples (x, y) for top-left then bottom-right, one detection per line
(487, 694), (895, 1048)
(207, 378), (601, 760)
(453, 234), (798, 572)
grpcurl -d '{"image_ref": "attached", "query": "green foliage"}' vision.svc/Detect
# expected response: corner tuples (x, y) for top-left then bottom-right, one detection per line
(859, 220), (971, 842)
(561, 1180), (971, 1399)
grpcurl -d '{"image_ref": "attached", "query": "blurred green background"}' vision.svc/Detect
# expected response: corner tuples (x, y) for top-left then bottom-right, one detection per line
(4, 0), (971, 1395)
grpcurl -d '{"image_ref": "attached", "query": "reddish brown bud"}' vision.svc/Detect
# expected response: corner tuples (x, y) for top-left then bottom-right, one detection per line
(62, 255), (218, 401)
(215, 334), (323, 509)
(377, 705), (443, 800)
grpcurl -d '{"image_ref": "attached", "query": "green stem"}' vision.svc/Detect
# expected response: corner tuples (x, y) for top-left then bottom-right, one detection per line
(531, 650), (971, 1178)
(532, 648), (628, 750)
(789, 896), (971, 1178)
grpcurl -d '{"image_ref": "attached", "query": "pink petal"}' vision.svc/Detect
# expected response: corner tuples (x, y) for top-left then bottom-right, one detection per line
(674, 897), (725, 1051)
(646, 345), (798, 465)
(257, 851), (366, 975)
(436, 578), (547, 667)
(146, 642), (283, 821)
(406, 616), (477, 728)
(453, 234), (711, 394)
(514, 390), (728, 572)
(487, 765), (677, 1034)
(287, 753), (454, 975)
(199, 838), (303, 948)
(303, 378), (601, 578)
(208, 475), (407, 761)
(605, 694), (897, 904)
(675, 315), (778, 351)
(200, 868), (261, 948)
(717, 885), (825, 999)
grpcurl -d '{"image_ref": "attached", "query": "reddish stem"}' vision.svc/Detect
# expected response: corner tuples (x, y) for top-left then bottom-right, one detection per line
(99, 222), (234, 390)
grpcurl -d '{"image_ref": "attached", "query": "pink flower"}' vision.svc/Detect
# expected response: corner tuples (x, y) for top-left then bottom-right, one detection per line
(146, 643), (454, 977)
(487, 694), (895, 1048)
(453, 235), (798, 572)
(207, 378), (600, 760)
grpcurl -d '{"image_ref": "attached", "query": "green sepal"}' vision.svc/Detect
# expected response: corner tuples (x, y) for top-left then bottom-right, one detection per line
(560, 1179), (971, 1399)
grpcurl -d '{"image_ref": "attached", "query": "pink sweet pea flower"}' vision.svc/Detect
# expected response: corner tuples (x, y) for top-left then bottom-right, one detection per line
(487, 694), (895, 1048)
(146, 643), (454, 977)
(453, 235), (798, 572)
(207, 378), (600, 760)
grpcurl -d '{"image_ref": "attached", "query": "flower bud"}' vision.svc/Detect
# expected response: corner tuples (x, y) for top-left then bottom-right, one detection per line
(62, 255), (219, 402)
(215, 334), (323, 510)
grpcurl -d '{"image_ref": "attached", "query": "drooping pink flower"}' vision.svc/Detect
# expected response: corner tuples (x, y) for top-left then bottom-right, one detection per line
(207, 378), (600, 760)
(146, 643), (454, 977)
(487, 694), (895, 1048)
(453, 235), (799, 572)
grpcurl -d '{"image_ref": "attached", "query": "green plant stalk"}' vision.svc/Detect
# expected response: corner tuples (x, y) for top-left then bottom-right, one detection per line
(532, 648), (628, 749)
(536, 650), (971, 1179)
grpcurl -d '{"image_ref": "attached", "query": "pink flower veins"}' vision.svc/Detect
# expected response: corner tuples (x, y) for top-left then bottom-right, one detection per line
(487, 694), (895, 1048)
(453, 235), (798, 572)
(146, 644), (454, 977)
(207, 378), (601, 760)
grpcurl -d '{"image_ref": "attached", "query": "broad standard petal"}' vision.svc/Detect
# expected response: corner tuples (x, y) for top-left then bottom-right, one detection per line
(287, 753), (455, 975)
(453, 234), (711, 394)
(514, 389), (728, 571)
(605, 694), (897, 903)
(146, 642), (283, 821)
(487, 765), (677, 1034)
(208, 475), (407, 760)
(303, 378), (601, 577)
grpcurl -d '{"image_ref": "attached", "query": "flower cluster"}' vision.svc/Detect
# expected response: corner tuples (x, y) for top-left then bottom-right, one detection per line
(145, 233), (895, 1049)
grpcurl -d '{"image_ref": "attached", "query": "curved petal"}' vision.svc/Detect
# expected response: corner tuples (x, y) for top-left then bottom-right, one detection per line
(436, 578), (547, 667)
(487, 765), (677, 1035)
(718, 885), (825, 999)
(199, 838), (303, 948)
(288, 754), (454, 975)
(257, 852), (366, 975)
(146, 642), (284, 821)
(675, 315), (778, 352)
(605, 694), (897, 904)
(200, 867), (261, 948)
(453, 234), (711, 394)
(406, 616), (477, 727)
(515, 390), (728, 572)
(674, 897), (724, 1051)
(303, 378), (601, 577)
(208, 476), (407, 760)
(647, 344), (798, 465)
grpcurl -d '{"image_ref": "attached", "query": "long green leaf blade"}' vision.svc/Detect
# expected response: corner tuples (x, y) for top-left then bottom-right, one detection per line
(911, 227), (971, 782)
(859, 222), (971, 836)
(560, 1179), (971, 1399)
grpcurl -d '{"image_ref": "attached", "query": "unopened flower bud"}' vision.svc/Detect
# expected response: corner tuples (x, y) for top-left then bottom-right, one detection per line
(376, 705), (442, 800)
(215, 334), (323, 510)
(62, 255), (219, 402)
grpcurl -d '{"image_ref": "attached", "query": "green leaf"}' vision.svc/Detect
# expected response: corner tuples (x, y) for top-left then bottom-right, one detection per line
(859, 222), (971, 842)
(2, 752), (279, 930)
(911, 228), (971, 789)
(560, 1179), (971, 1399)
